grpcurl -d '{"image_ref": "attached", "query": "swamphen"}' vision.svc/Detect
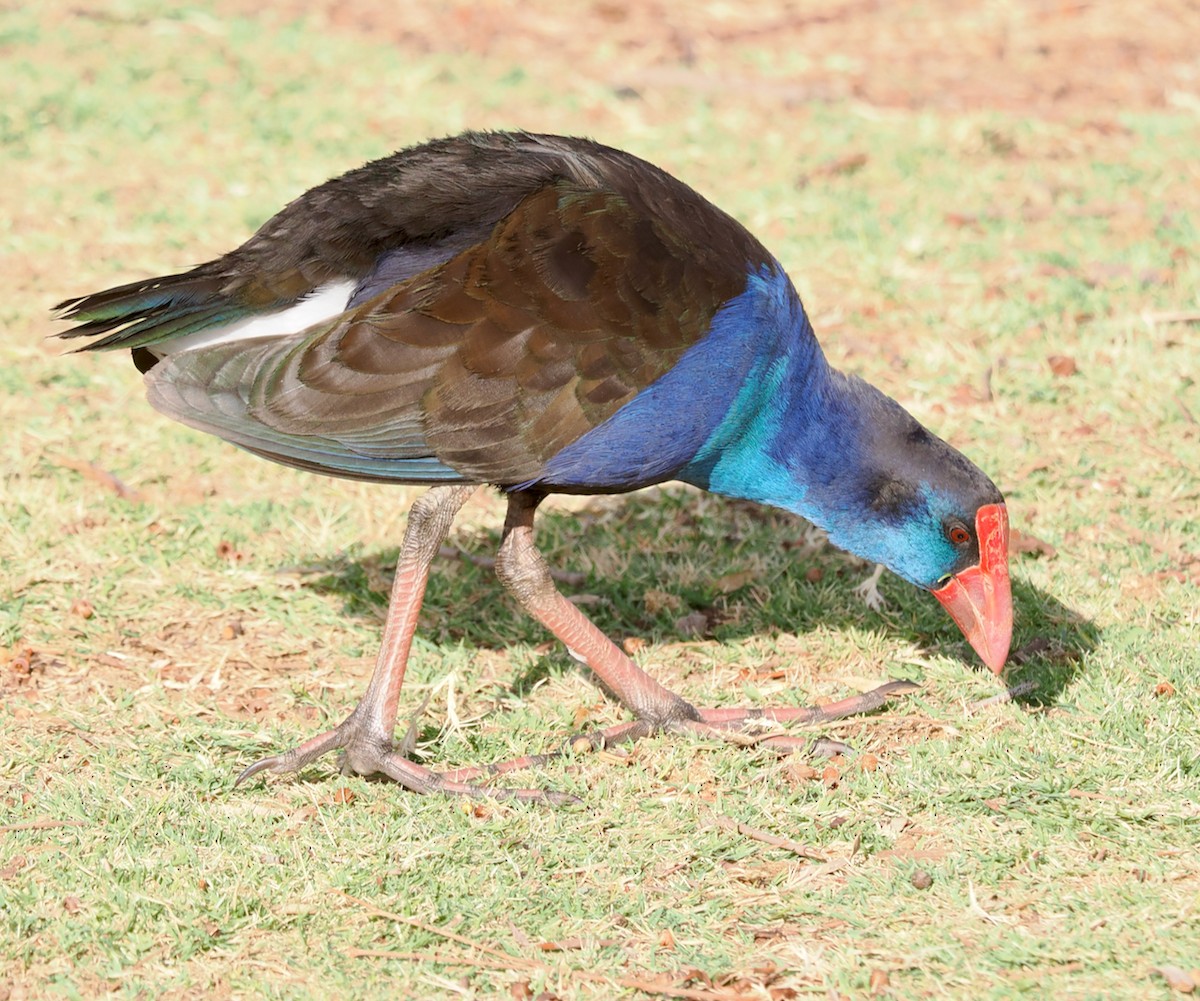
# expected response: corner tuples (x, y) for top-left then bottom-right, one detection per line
(55, 131), (1012, 801)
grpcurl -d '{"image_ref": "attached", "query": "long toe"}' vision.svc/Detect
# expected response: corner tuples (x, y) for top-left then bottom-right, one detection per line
(234, 719), (358, 786)
(376, 752), (581, 805)
(652, 679), (920, 752)
(694, 679), (919, 728)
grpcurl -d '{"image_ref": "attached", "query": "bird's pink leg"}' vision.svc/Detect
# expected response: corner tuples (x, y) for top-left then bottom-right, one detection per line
(238, 487), (910, 800)
(235, 484), (574, 803)
(491, 492), (914, 761)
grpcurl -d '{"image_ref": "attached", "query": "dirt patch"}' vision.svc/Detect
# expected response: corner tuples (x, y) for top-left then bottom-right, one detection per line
(216, 0), (1200, 115)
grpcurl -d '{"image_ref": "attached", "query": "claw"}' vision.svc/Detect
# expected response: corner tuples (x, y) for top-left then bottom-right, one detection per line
(233, 756), (279, 787)
(233, 716), (359, 787)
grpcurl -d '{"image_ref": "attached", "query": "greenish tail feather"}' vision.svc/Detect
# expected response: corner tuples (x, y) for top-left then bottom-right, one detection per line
(76, 305), (246, 352)
(57, 288), (180, 323)
(53, 269), (239, 351)
(56, 276), (183, 317)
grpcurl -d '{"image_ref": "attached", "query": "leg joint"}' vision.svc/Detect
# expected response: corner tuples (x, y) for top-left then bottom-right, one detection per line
(494, 524), (555, 601)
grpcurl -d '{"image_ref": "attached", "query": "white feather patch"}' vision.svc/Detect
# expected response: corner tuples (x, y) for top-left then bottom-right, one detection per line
(159, 279), (356, 356)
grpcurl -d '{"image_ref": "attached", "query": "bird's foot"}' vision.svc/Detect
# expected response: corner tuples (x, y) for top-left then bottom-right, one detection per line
(549, 678), (917, 756)
(234, 680), (915, 803)
(473, 679), (920, 771)
(854, 563), (888, 612)
(234, 707), (579, 805)
(666, 678), (918, 752)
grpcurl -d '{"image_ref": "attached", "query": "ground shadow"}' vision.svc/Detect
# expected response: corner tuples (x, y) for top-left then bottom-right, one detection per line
(301, 487), (1097, 708)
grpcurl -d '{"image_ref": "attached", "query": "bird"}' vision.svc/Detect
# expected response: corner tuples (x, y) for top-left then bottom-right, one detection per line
(54, 130), (1012, 802)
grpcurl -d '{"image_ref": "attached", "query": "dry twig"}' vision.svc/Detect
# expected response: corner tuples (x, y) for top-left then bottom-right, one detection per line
(969, 680), (1038, 712)
(48, 455), (144, 502)
(0, 818), (88, 834)
(707, 812), (826, 860)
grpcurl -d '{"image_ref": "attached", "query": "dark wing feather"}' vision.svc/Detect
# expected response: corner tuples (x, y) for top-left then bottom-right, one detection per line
(149, 178), (759, 485)
(55, 132), (763, 354)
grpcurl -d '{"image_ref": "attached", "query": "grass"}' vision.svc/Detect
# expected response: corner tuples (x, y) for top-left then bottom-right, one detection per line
(2, 1), (1198, 998)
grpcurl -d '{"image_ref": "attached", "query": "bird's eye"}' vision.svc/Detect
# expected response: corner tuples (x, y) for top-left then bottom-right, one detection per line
(948, 524), (971, 545)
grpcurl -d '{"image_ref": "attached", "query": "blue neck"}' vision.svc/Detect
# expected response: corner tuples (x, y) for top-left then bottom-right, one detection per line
(532, 262), (960, 587)
(679, 267), (846, 517)
(679, 268), (957, 586)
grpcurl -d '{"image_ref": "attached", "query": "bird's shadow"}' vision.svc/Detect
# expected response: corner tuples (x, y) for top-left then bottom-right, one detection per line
(301, 487), (1096, 709)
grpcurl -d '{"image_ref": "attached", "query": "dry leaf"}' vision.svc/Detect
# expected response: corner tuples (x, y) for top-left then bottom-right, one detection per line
(674, 610), (710, 637)
(0, 857), (27, 880)
(643, 589), (680, 615)
(1011, 637), (1051, 663)
(49, 456), (144, 502)
(1153, 966), (1197, 993)
(1047, 354), (1079, 377)
(1011, 529), (1057, 559)
(785, 762), (820, 784)
(571, 703), (598, 728)
(950, 381), (986, 405)
(565, 593), (603, 606)
(944, 211), (984, 230)
(215, 540), (247, 563)
(1017, 456), (1052, 478)
(5, 647), (35, 678)
(799, 152), (868, 186)
(842, 676), (892, 693)
(712, 569), (755, 594)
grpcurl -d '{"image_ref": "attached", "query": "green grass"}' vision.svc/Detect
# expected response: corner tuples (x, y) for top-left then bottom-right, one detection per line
(2, 2), (1198, 998)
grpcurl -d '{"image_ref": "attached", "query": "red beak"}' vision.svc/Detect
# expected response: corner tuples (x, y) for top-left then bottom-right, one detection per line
(931, 503), (1012, 673)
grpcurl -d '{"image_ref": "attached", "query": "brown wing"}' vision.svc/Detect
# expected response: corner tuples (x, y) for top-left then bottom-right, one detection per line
(151, 179), (752, 485)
